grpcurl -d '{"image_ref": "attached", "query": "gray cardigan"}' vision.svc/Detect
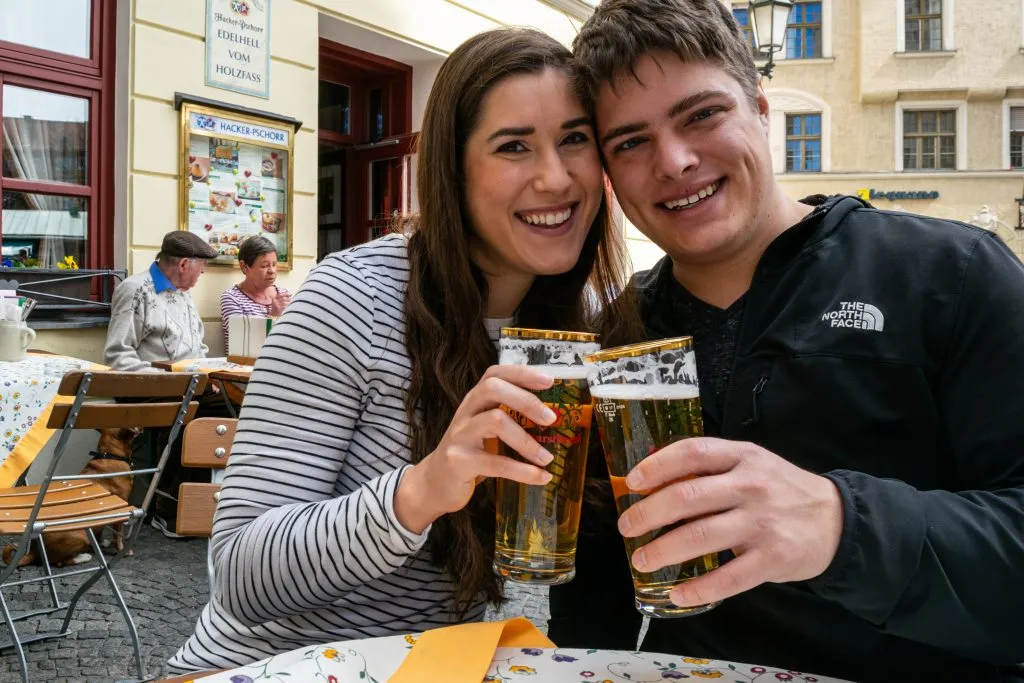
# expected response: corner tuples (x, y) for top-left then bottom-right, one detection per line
(103, 263), (207, 371)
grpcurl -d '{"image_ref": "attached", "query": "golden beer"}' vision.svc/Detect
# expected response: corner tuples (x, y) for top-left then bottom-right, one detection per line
(586, 338), (720, 618)
(493, 328), (599, 585)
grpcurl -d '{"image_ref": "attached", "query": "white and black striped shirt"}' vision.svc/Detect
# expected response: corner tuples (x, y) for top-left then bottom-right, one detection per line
(168, 234), (490, 673)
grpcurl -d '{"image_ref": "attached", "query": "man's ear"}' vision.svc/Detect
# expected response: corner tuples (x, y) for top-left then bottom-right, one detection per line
(756, 83), (771, 134)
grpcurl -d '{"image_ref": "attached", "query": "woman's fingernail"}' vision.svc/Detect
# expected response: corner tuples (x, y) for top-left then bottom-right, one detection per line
(618, 514), (632, 535)
(538, 447), (554, 465)
(626, 470), (645, 490)
(541, 407), (557, 423)
(540, 471), (553, 484)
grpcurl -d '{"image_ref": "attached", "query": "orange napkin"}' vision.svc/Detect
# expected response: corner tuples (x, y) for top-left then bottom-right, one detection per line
(388, 617), (555, 683)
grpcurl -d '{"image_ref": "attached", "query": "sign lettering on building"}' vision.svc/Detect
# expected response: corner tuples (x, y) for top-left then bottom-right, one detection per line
(205, 0), (271, 99)
(857, 188), (939, 202)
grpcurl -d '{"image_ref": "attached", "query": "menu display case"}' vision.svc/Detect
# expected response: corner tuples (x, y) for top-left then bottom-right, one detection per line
(178, 98), (296, 269)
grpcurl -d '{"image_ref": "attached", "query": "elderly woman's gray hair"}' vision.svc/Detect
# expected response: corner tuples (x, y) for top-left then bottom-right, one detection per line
(238, 235), (277, 267)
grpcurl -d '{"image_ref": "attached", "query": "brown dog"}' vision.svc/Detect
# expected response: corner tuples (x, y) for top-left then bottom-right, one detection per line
(2, 427), (141, 568)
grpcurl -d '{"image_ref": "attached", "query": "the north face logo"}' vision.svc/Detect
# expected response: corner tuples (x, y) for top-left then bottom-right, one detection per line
(821, 301), (885, 331)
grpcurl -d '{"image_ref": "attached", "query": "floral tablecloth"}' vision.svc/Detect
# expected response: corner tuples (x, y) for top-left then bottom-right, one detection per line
(0, 354), (96, 486)
(196, 634), (851, 683)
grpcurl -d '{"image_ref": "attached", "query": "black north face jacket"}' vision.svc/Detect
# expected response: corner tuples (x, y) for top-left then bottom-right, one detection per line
(550, 196), (1024, 682)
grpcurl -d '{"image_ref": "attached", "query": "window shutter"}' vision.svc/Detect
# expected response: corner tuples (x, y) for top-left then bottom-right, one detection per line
(1010, 107), (1024, 132)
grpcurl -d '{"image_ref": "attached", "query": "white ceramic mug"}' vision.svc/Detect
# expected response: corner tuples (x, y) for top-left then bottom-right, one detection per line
(0, 321), (35, 362)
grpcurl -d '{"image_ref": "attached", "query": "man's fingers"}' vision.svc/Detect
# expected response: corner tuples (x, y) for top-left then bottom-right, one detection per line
(626, 437), (744, 492)
(618, 473), (737, 537)
(631, 508), (746, 574)
(473, 409), (554, 467)
(668, 549), (766, 608)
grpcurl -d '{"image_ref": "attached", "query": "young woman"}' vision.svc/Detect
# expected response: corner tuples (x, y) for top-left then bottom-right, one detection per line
(168, 26), (633, 673)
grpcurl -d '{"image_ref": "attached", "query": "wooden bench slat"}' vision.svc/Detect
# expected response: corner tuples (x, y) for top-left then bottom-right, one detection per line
(57, 371), (208, 398)
(181, 418), (236, 469)
(176, 483), (220, 537)
(0, 492), (134, 534)
(0, 481), (91, 498)
(0, 483), (115, 508)
(47, 402), (198, 429)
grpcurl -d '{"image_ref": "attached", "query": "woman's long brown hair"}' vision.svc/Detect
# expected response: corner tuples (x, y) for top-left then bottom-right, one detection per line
(400, 27), (641, 615)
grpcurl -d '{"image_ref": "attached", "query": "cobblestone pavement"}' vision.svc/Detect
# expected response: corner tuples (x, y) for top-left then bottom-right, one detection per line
(0, 526), (550, 683)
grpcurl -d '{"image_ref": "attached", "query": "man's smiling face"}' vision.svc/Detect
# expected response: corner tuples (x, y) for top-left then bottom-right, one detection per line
(596, 51), (776, 268)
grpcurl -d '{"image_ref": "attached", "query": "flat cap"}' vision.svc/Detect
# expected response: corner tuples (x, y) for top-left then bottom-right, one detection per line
(158, 231), (219, 260)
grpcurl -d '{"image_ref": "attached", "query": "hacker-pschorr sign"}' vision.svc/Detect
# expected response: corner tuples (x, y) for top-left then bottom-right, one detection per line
(206, 0), (271, 99)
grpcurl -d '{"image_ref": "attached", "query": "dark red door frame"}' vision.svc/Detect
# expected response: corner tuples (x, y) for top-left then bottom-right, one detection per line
(319, 38), (414, 248)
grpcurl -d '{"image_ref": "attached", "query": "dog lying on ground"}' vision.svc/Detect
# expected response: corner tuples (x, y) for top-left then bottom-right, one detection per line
(2, 427), (141, 568)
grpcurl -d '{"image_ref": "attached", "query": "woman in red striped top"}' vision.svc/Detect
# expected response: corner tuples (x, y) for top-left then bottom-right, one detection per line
(220, 235), (292, 350)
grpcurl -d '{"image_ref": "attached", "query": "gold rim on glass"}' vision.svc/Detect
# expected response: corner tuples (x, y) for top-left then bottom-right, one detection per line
(584, 336), (692, 362)
(499, 327), (599, 343)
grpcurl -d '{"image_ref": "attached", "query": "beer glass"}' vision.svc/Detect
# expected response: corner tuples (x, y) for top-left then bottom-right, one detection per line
(492, 327), (600, 585)
(585, 337), (719, 618)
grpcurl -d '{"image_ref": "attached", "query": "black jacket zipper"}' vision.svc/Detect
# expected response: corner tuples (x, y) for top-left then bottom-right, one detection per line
(742, 376), (769, 427)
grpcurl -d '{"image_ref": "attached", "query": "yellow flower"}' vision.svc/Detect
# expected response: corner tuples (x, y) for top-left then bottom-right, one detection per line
(509, 665), (537, 675)
(691, 671), (723, 679)
(57, 255), (79, 270)
(11, 393), (19, 399)
(684, 658), (711, 665)
(322, 648), (338, 659)
(404, 634), (418, 645)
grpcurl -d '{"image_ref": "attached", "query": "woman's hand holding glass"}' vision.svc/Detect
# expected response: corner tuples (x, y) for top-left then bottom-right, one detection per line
(394, 365), (557, 534)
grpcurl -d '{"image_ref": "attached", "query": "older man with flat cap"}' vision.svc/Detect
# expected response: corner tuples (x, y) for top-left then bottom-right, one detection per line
(104, 231), (223, 536)
(104, 231), (218, 372)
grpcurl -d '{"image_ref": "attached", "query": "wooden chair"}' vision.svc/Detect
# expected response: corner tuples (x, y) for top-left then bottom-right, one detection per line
(176, 417), (236, 596)
(0, 370), (206, 683)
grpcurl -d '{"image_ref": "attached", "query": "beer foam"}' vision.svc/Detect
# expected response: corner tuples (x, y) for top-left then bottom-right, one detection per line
(499, 337), (601, 369)
(585, 345), (698, 389)
(589, 383), (700, 400)
(531, 365), (591, 380)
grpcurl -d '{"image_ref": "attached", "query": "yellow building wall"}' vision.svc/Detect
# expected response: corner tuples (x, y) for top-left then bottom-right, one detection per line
(31, 0), (590, 359)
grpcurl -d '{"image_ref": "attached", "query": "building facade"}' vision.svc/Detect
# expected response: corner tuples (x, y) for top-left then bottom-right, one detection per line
(4, 0), (1022, 360)
(0, 0), (596, 360)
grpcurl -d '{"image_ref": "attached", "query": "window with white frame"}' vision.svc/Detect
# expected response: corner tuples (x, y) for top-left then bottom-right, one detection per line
(768, 89), (831, 173)
(785, 113), (822, 172)
(904, 0), (943, 51)
(1011, 106), (1024, 169)
(903, 109), (956, 170)
(786, 1), (823, 59)
(732, 7), (757, 55)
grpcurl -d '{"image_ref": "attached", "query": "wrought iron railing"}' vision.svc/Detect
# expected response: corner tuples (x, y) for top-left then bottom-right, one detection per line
(0, 268), (126, 312)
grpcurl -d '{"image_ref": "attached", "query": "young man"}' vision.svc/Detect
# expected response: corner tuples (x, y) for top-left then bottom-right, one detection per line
(552, 1), (1024, 681)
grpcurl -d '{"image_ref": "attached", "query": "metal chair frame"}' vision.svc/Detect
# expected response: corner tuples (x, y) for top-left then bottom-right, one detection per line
(0, 370), (203, 683)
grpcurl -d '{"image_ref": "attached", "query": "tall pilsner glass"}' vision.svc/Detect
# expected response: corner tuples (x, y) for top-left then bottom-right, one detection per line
(585, 337), (720, 618)
(492, 327), (600, 585)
